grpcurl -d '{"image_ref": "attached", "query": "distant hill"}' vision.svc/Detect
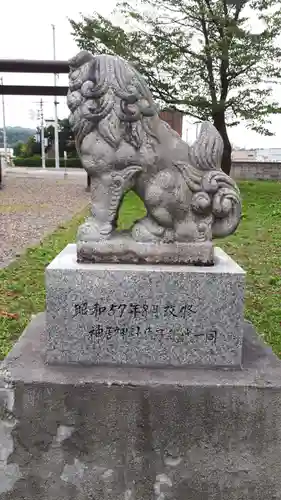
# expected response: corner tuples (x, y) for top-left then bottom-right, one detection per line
(0, 126), (36, 148)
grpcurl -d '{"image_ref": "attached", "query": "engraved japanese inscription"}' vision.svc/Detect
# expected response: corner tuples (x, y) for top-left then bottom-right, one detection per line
(71, 299), (218, 347)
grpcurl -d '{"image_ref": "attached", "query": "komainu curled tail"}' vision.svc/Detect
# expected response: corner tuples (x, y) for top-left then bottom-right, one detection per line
(186, 122), (242, 238)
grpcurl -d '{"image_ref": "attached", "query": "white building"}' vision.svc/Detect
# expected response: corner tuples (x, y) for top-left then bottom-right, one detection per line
(231, 149), (257, 161)
(232, 148), (281, 162)
(0, 147), (14, 166)
(256, 148), (281, 162)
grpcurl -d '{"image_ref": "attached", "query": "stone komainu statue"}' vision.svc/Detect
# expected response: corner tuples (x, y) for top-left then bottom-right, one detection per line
(67, 50), (241, 264)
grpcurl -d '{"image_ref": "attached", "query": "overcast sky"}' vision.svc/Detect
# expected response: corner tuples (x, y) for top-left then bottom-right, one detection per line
(1, 0), (281, 149)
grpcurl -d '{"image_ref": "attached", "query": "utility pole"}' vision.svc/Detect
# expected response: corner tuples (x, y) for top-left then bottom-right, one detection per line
(52, 24), (60, 169)
(0, 77), (8, 167)
(40, 99), (46, 169)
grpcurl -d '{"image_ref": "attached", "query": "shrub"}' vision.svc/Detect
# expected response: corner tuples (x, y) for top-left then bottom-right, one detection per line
(14, 157), (83, 168)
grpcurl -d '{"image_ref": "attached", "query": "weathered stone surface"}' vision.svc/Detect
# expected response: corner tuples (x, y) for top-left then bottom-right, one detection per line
(77, 235), (214, 265)
(1, 315), (281, 500)
(67, 51), (242, 264)
(45, 244), (245, 367)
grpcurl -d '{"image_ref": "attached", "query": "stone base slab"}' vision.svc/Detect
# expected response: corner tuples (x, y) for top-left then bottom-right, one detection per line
(45, 245), (245, 367)
(77, 236), (214, 265)
(0, 315), (281, 500)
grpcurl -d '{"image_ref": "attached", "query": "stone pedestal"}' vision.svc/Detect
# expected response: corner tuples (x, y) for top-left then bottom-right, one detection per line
(76, 237), (214, 265)
(1, 315), (281, 500)
(45, 244), (245, 367)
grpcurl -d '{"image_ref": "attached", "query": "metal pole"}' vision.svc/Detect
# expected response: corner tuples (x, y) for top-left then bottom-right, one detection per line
(1, 77), (8, 167)
(86, 173), (91, 192)
(63, 150), (68, 179)
(52, 24), (60, 169)
(40, 99), (46, 169)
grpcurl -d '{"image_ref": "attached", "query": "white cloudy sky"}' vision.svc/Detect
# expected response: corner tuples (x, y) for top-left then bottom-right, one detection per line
(1, 0), (281, 148)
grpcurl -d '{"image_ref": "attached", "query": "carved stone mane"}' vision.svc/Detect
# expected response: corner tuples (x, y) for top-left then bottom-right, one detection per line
(68, 51), (159, 150)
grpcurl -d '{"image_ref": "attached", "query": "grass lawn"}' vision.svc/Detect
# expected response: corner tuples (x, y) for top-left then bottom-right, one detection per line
(0, 180), (280, 360)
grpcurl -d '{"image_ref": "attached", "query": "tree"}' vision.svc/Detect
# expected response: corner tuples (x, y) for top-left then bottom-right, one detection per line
(45, 119), (77, 157)
(45, 124), (55, 149)
(69, 0), (281, 174)
(13, 141), (25, 157)
(14, 132), (42, 157)
(22, 136), (38, 157)
(58, 118), (77, 157)
(13, 119), (77, 159)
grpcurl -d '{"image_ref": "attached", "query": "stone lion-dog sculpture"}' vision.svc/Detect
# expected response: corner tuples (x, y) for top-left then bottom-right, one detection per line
(67, 50), (241, 264)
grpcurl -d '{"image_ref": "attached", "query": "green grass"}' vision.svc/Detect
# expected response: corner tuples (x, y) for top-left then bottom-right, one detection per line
(0, 209), (88, 359)
(0, 181), (280, 360)
(218, 181), (281, 354)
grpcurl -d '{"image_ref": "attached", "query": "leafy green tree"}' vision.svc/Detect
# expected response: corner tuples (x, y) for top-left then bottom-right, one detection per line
(22, 136), (38, 157)
(70, 0), (281, 173)
(45, 124), (55, 147)
(13, 141), (25, 157)
(15, 131), (41, 157)
(14, 120), (77, 159)
(45, 119), (77, 157)
(58, 118), (76, 157)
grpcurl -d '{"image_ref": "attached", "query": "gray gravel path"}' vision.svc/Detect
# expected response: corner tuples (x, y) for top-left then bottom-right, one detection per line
(0, 177), (89, 268)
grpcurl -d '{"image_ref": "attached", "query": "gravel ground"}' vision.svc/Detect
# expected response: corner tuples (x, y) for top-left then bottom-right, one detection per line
(0, 177), (89, 268)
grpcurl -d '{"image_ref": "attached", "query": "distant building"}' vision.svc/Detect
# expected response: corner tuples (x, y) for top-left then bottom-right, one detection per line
(0, 147), (14, 165)
(232, 147), (281, 162)
(231, 149), (257, 161)
(0, 147), (13, 155)
(256, 148), (281, 162)
(159, 109), (183, 137)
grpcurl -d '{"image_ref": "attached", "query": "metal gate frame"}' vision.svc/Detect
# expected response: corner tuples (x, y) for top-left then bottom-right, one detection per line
(0, 58), (70, 187)
(0, 59), (69, 95)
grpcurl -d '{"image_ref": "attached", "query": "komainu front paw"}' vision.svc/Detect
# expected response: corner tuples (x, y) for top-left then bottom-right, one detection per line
(132, 217), (174, 243)
(77, 219), (112, 242)
(132, 217), (165, 242)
